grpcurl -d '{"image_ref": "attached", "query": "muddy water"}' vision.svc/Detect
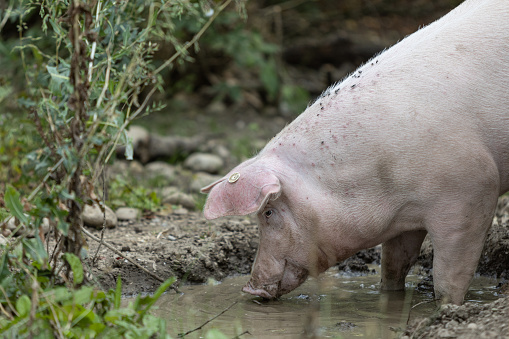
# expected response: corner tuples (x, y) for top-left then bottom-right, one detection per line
(152, 268), (502, 338)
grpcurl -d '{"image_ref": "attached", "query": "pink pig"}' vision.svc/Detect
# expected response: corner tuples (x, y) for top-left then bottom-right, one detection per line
(201, 0), (509, 305)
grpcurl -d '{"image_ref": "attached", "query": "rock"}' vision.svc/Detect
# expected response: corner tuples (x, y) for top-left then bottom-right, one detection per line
(148, 135), (203, 160)
(128, 160), (145, 176)
(159, 187), (195, 209)
(83, 203), (117, 229)
(467, 323), (478, 330)
(5, 217), (18, 232)
(145, 161), (176, 183)
(115, 207), (140, 221)
(0, 235), (7, 246)
(212, 144), (231, 160)
(107, 160), (129, 179)
(34, 217), (51, 237)
(172, 207), (188, 215)
(3, 216), (50, 237)
(184, 153), (223, 174)
(190, 172), (223, 193)
(206, 100), (226, 115)
(437, 328), (454, 338)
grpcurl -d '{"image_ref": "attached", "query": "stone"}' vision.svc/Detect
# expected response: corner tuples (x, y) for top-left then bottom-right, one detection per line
(2, 216), (50, 237)
(0, 235), (7, 246)
(83, 203), (117, 229)
(107, 160), (129, 179)
(160, 188), (195, 210)
(148, 135), (202, 160)
(184, 153), (223, 174)
(190, 172), (223, 193)
(145, 161), (176, 182)
(437, 328), (454, 338)
(128, 160), (145, 176)
(115, 207), (140, 220)
(212, 144), (231, 160)
(172, 207), (188, 215)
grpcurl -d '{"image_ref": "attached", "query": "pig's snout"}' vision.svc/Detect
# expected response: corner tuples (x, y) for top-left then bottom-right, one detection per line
(242, 281), (278, 299)
(242, 261), (310, 299)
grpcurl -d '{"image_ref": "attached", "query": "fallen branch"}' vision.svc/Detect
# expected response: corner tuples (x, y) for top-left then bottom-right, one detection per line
(178, 301), (238, 337)
(82, 227), (180, 293)
(407, 298), (439, 325)
(231, 330), (251, 338)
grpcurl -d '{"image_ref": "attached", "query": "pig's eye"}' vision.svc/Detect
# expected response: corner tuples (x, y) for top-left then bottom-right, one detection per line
(264, 210), (273, 218)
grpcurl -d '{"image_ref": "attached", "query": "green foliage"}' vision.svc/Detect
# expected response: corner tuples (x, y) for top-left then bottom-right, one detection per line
(0, 252), (176, 338)
(280, 84), (311, 116)
(0, 113), (38, 188)
(230, 135), (262, 160)
(0, 0), (238, 337)
(108, 176), (161, 212)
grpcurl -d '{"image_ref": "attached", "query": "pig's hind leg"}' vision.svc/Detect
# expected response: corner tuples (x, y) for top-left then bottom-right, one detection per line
(380, 230), (427, 290)
(427, 205), (496, 305)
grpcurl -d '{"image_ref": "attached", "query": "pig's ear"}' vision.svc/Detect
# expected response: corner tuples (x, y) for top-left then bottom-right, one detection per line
(201, 170), (281, 219)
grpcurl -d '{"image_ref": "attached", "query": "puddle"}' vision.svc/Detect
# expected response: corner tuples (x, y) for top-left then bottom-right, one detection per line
(149, 268), (503, 338)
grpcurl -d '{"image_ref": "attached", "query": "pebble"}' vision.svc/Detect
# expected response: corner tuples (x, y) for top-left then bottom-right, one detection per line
(467, 323), (478, 330)
(115, 207), (140, 221)
(184, 153), (223, 174)
(190, 172), (223, 193)
(3, 216), (50, 237)
(160, 188), (195, 210)
(145, 161), (176, 182)
(437, 328), (454, 338)
(82, 203), (117, 229)
(172, 207), (188, 215)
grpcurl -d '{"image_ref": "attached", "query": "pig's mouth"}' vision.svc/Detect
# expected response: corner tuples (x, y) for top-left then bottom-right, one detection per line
(242, 260), (309, 299)
(242, 280), (280, 299)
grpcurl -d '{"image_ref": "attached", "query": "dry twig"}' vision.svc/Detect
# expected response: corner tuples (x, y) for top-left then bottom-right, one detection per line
(178, 301), (238, 337)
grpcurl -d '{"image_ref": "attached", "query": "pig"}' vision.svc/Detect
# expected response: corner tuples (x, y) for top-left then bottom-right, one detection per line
(201, 0), (509, 305)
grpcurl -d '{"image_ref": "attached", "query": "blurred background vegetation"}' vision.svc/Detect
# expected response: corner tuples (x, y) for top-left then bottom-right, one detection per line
(0, 0), (462, 196)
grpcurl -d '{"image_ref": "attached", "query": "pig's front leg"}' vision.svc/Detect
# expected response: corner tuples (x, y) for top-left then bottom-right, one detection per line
(380, 230), (427, 290)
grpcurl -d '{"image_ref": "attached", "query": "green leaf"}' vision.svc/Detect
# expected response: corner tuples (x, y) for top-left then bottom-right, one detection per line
(124, 136), (134, 161)
(114, 275), (122, 309)
(70, 286), (93, 305)
(0, 253), (9, 281)
(47, 287), (72, 303)
(205, 328), (229, 339)
(16, 295), (31, 317)
(22, 237), (48, 265)
(260, 58), (279, 102)
(63, 253), (84, 285)
(46, 65), (69, 85)
(4, 185), (29, 225)
(137, 277), (176, 320)
(104, 308), (136, 323)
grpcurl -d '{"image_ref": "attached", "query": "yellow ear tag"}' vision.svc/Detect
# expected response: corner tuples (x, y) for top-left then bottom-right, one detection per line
(228, 172), (240, 183)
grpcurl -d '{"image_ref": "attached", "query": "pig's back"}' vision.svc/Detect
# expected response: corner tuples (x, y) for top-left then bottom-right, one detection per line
(265, 0), (509, 194)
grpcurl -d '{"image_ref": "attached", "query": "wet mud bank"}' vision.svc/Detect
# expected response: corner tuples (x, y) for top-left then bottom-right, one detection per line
(87, 196), (509, 337)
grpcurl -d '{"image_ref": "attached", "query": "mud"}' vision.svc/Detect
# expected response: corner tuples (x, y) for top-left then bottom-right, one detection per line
(85, 196), (509, 338)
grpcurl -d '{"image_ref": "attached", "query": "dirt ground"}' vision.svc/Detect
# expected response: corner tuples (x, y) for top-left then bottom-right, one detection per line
(85, 195), (509, 338)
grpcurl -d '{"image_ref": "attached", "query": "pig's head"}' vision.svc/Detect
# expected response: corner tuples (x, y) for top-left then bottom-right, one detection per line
(201, 162), (330, 299)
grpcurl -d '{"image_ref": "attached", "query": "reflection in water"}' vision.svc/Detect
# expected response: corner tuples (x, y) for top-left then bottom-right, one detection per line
(151, 268), (502, 338)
